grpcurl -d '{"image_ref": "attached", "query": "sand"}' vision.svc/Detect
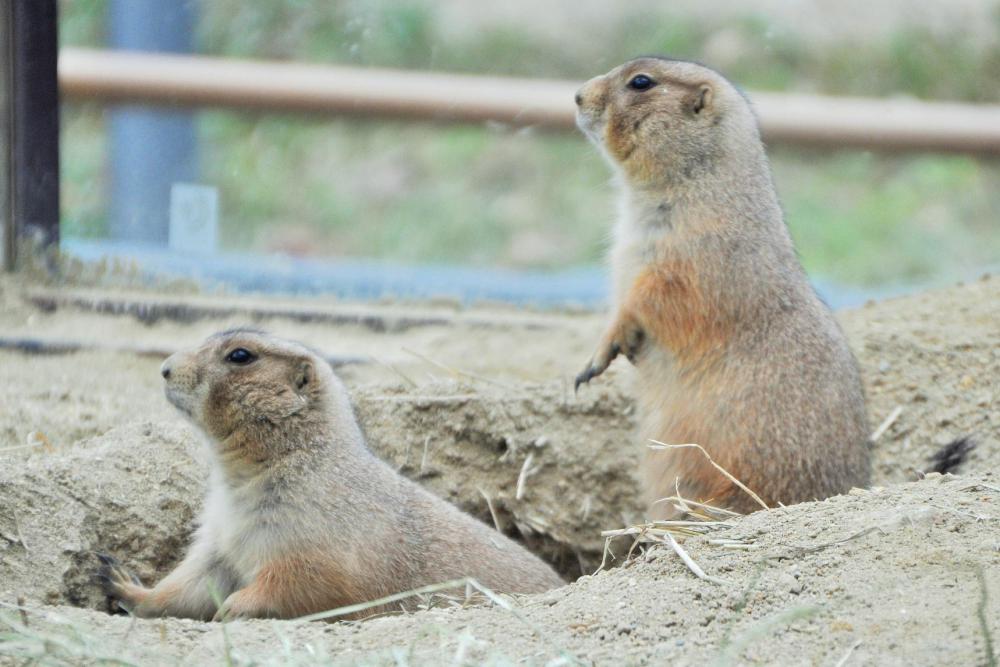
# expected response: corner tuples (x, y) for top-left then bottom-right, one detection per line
(0, 272), (997, 665)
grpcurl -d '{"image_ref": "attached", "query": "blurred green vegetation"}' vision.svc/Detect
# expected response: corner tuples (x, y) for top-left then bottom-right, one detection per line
(58, 0), (1000, 287)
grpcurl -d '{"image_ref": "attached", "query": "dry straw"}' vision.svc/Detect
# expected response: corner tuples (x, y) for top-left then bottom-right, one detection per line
(648, 441), (770, 511)
(600, 440), (775, 585)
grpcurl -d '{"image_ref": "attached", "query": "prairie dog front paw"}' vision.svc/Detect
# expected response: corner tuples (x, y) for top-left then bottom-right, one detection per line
(575, 317), (645, 390)
(95, 552), (145, 613)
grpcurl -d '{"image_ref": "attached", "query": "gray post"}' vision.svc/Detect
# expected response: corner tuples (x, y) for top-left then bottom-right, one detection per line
(3, 0), (61, 270)
(107, 0), (197, 245)
(0, 3), (11, 270)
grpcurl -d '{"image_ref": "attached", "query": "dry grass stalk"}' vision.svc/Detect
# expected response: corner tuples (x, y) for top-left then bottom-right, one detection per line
(401, 346), (513, 390)
(673, 478), (692, 514)
(0, 443), (43, 453)
(477, 487), (505, 532)
(870, 406), (903, 443)
(600, 492), (746, 582)
(13, 516), (29, 554)
(706, 538), (758, 550)
(928, 502), (993, 522)
(419, 435), (431, 475)
(515, 453), (535, 501)
(295, 578), (474, 622)
(651, 495), (742, 519)
(961, 482), (1000, 493)
(662, 531), (729, 585)
(834, 639), (863, 667)
(778, 525), (885, 558)
(601, 517), (737, 542)
(297, 578), (579, 663)
(371, 355), (418, 388)
(649, 441), (769, 511)
(595, 537), (617, 575)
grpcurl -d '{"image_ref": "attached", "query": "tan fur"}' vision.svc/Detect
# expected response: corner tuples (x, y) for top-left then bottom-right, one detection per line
(99, 329), (562, 621)
(574, 58), (871, 517)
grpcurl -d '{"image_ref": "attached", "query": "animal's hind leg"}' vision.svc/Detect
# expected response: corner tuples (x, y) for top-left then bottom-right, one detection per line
(214, 553), (373, 621)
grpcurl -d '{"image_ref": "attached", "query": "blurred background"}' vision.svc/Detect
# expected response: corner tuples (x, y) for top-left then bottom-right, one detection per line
(55, 0), (1000, 307)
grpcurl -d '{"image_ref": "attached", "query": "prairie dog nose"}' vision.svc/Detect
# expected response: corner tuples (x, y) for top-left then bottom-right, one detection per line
(161, 350), (183, 380)
(575, 75), (605, 109)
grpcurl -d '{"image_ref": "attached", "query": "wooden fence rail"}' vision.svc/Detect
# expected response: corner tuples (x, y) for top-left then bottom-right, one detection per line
(60, 47), (1000, 155)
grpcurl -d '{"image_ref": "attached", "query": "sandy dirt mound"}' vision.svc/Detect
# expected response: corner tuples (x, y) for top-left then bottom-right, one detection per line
(840, 275), (999, 483)
(0, 422), (205, 610)
(5, 475), (999, 665)
(0, 273), (997, 664)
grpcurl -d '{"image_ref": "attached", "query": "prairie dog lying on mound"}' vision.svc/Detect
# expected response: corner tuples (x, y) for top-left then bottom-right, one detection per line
(98, 329), (562, 620)
(574, 58), (871, 516)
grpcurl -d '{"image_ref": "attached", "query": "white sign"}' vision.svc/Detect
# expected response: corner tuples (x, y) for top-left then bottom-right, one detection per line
(169, 183), (219, 254)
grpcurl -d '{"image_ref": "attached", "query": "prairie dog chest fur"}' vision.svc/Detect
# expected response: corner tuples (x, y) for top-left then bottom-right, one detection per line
(610, 198), (650, 307)
(610, 189), (679, 309)
(201, 466), (284, 581)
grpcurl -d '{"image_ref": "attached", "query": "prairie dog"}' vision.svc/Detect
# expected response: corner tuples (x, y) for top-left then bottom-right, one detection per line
(574, 58), (871, 516)
(98, 329), (562, 621)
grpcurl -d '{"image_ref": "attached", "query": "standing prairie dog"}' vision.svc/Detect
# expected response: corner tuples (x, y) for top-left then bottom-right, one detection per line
(574, 58), (871, 516)
(98, 329), (562, 621)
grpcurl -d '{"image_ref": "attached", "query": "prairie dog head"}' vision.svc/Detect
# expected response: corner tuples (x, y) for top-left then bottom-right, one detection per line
(575, 57), (758, 187)
(160, 329), (335, 444)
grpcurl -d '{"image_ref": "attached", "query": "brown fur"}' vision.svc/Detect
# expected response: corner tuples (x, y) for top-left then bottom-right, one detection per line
(97, 330), (562, 621)
(574, 58), (871, 517)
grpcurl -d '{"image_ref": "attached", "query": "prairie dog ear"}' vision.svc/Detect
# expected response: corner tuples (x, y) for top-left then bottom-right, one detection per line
(294, 358), (314, 391)
(688, 83), (713, 115)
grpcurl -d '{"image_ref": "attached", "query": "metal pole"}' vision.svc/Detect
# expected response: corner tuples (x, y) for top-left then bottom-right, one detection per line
(7, 0), (60, 268)
(107, 0), (197, 245)
(60, 48), (1000, 156)
(0, 1), (12, 270)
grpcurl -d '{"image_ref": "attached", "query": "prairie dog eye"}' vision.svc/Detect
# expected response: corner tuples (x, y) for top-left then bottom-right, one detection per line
(225, 348), (256, 365)
(627, 74), (655, 91)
